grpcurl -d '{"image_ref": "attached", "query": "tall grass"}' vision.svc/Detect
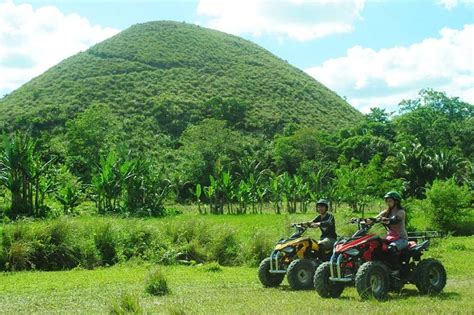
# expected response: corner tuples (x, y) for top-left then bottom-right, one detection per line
(109, 293), (143, 315)
(145, 268), (170, 296)
(0, 207), (443, 271)
(0, 216), (269, 271)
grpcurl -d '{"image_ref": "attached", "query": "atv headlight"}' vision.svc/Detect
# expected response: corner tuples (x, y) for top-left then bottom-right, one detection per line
(345, 248), (359, 256)
(282, 247), (295, 254)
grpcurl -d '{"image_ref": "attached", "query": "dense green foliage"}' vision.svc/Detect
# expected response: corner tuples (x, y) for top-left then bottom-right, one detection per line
(410, 179), (472, 233)
(0, 89), (472, 234)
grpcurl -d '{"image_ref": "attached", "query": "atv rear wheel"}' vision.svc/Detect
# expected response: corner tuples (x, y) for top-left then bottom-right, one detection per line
(314, 262), (344, 298)
(258, 258), (284, 287)
(355, 261), (390, 300)
(414, 258), (447, 295)
(287, 259), (317, 290)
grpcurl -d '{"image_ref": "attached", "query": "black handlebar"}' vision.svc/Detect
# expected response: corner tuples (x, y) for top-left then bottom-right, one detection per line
(291, 223), (309, 229)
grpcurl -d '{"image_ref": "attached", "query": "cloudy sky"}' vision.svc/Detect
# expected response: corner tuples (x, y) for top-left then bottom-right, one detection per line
(0, 0), (473, 113)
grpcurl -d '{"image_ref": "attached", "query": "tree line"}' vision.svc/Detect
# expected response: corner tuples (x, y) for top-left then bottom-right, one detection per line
(0, 89), (472, 228)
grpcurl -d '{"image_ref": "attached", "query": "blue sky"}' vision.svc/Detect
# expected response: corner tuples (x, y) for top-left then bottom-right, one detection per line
(1, 0), (473, 112)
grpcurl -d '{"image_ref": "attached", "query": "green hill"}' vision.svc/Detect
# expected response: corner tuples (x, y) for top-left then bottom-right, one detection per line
(0, 21), (361, 139)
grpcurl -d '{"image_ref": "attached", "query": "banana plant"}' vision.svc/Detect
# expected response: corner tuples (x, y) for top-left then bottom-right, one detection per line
(192, 183), (204, 214)
(0, 132), (54, 218)
(221, 170), (234, 214)
(236, 180), (250, 214)
(281, 172), (298, 213)
(91, 151), (122, 213)
(268, 175), (283, 214)
(54, 165), (83, 215)
(256, 185), (267, 214)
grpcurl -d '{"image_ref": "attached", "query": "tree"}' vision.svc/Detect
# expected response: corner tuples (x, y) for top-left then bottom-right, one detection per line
(273, 128), (337, 174)
(335, 156), (403, 216)
(54, 165), (83, 214)
(396, 89), (473, 150)
(65, 103), (121, 182)
(178, 119), (257, 188)
(338, 134), (391, 164)
(400, 89), (473, 120)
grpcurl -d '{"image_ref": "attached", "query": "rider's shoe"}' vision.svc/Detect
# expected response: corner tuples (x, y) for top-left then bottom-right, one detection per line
(390, 269), (400, 277)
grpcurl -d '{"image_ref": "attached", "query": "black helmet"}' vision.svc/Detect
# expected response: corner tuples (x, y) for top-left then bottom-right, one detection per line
(316, 199), (330, 209)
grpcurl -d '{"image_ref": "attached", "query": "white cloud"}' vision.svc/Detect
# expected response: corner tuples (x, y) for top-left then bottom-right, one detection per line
(197, 0), (365, 41)
(0, 0), (119, 96)
(306, 24), (474, 112)
(437, 0), (474, 10)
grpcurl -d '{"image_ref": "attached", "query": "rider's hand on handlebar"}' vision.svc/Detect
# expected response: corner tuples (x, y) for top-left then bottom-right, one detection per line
(310, 222), (320, 228)
(379, 217), (389, 224)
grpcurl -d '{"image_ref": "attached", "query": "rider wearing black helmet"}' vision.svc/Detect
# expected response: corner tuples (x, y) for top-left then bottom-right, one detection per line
(306, 199), (337, 251)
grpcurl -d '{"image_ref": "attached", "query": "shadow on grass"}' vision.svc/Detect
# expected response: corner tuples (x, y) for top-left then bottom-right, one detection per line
(394, 288), (461, 300)
(275, 285), (351, 300)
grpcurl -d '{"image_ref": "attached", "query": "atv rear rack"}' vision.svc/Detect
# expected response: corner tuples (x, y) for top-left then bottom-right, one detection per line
(407, 231), (444, 241)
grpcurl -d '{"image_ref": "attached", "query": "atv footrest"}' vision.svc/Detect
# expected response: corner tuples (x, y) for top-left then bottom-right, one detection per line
(269, 270), (287, 274)
(330, 277), (353, 283)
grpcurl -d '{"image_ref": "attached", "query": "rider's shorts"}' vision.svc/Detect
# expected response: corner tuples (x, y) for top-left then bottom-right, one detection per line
(388, 238), (408, 251)
(319, 237), (336, 250)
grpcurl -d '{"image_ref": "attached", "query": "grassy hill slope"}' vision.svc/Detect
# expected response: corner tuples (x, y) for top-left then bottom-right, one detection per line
(0, 21), (361, 139)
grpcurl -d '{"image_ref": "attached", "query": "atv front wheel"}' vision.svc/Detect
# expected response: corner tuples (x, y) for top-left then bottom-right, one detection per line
(287, 259), (317, 290)
(414, 258), (447, 295)
(314, 262), (344, 298)
(258, 258), (284, 287)
(355, 261), (390, 300)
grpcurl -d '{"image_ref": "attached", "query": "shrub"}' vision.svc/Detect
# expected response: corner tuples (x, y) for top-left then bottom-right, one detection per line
(158, 246), (179, 265)
(425, 179), (472, 233)
(145, 268), (170, 296)
(203, 261), (222, 272)
(165, 221), (210, 245)
(211, 228), (240, 266)
(75, 238), (101, 269)
(123, 227), (154, 260)
(6, 240), (33, 271)
(0, 242), (6, 270)
(95, 223), (123, 265)
(176, 239), (208, 264)
(244, 231), (273, 267)
(35, 220), (79, 270)
(109, 292), (143, 314)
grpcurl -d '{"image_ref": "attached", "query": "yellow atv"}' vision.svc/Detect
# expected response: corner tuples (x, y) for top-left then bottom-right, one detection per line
(258, 223), (332, 290)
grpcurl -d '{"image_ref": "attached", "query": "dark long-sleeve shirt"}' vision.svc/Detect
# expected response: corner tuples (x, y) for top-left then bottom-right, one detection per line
(312, 213), (337, 239)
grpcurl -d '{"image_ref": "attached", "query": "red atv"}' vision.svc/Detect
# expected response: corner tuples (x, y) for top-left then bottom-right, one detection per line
(314, 218), (447, 300)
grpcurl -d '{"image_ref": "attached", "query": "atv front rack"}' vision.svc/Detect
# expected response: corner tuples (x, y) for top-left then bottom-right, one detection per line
(328, 252), (353, 283)
(269, 251), (287, 274)
(407, 231), (444, 241)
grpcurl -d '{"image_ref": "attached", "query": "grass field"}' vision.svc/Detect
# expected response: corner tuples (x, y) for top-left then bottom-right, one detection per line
(0, 211), (473, 314)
